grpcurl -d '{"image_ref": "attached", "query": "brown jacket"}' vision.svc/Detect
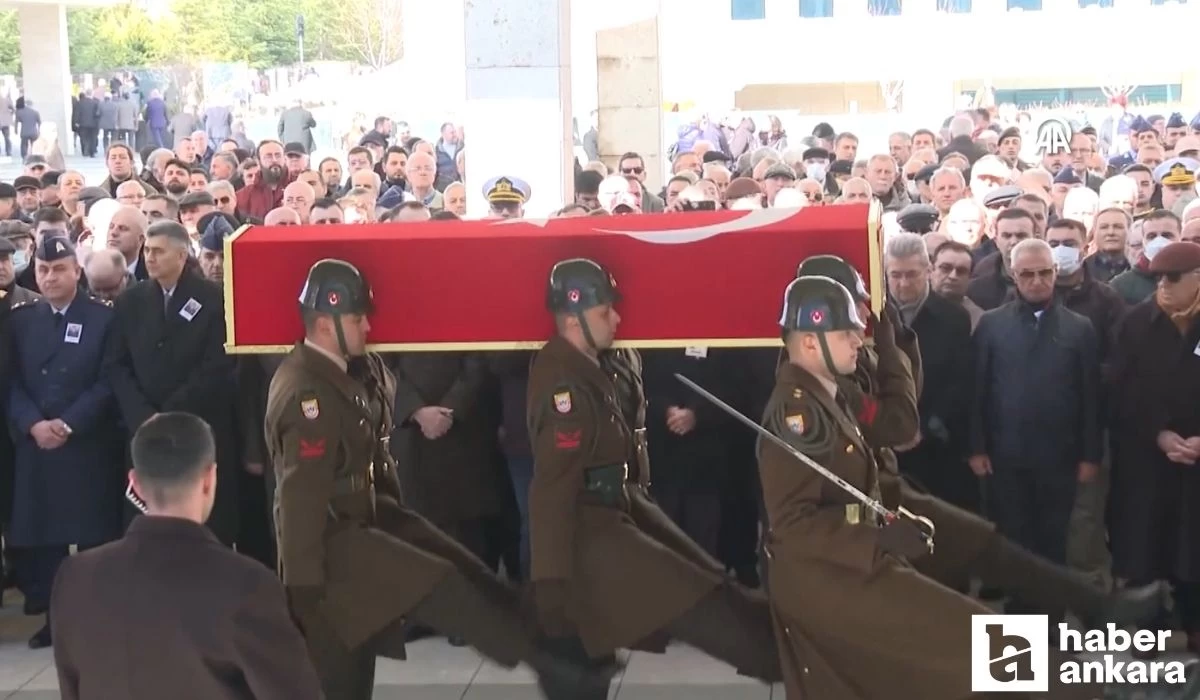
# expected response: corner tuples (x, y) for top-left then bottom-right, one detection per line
(758, 362), (993, 700)
(265, 343), (452, 650)
(51, 516), (320, 700)
(388, 351), (506, 524)
(526, 336), (721, 655)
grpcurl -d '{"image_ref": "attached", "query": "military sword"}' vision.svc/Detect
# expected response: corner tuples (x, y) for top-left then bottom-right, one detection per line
(674, 373), (934, 548)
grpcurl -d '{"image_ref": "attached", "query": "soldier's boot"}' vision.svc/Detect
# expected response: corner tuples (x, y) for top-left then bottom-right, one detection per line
(664, 583), (783, 684)
(406, 570), (618, 699)
(971, 533), (1166, 628)
(531, 637), (619, 700)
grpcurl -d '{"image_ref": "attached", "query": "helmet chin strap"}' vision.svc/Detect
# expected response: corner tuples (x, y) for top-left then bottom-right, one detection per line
(577, 312), (600, 352)
(332, 313), (351, 359)
(817, 333), (840, 377)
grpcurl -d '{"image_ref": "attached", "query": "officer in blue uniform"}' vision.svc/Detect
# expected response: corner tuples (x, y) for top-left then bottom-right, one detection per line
(1165, 113), (1190, 154)
(482, 175), (530, 219)
(6, 236), (123, 648)
(1107, 116), (1157, 174)
(1153, 156), (1200, 213)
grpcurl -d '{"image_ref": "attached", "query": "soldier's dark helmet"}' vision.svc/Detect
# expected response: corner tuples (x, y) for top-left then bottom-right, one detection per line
(299, 259), (374, 316)
(779, 275), (867, 334)
(796, 255), (869, 304)
(546, 258), (621, 314)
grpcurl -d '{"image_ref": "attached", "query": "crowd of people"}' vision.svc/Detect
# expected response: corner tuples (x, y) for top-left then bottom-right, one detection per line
(0, 95), (1198, 698)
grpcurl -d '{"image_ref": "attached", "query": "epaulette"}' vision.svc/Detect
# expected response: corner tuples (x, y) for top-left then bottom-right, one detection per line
(9, 299), (38, 312)
(87, 295), (113, 307)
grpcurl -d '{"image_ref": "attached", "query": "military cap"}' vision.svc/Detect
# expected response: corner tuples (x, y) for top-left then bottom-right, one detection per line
(1131, 116), (1155, 134)
(177, 191), (215, 210)
(1167, 113), (1188, 130)
(828, 159), (853, 176)
(0, 183), (15, 199)
(23, 154), (47, 167)
(725, 177), (761, 201)
(701, 150), (731, 164)
(196, 212), (238, 251)
(13, 175), (40, 192)
(982, 185), (1023, 209)
(796, 255), (869, 303)
(896, 203), (940, 234)
(299, 259), (374, 316)
(1153, 157), (1200, 187)
(546, 258), (620, 314)
(40, 171), (61, 187)
(483, 176), (530, 204)
(1148, 241), (1200, 274)
(1053, 167), (1083, 186)
(779, 275), (866, 333)
(999, 126), (1022, 142)
(763, 162), (797, 181)
(0, 237), (15, 255)
(914, 163), (939, 183)
(802, 147), (830, 162)
(284, 141), (309, 156)
(36, 236), (75, 262)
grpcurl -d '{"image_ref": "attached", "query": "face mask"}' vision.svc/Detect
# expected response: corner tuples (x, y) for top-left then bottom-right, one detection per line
(1052, 245), (1081, 275)
(12, 250), (28, 272)
(805, 163), (827, 182)
(1143, 235), (1171, 261)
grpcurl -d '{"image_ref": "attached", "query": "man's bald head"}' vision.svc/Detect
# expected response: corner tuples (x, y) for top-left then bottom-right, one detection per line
(263, 207), (301, 226)
(350, 169), (381, 193)
(283, 180), (315, 222)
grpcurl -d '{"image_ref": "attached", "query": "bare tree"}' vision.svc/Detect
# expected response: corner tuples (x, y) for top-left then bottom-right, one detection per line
(880, 80), (904, 113)
(334, 0), (404, 69)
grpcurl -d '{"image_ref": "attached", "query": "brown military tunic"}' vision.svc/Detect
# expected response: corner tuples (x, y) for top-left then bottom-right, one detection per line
(265, 343), (454, 651)
(760, 361), (998, 700)
(526, 335), (723, 656)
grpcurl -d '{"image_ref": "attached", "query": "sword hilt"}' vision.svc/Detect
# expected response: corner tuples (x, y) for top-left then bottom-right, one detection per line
(897, 506), (936, 553)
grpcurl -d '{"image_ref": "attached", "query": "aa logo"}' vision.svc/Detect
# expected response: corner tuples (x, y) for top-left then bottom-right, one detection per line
(1033, 117), (1074, 155)
(971, 614), (1050, 692)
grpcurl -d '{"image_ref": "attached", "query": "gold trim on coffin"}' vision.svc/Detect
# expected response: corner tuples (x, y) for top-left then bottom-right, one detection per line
(224, 205), (880, 353)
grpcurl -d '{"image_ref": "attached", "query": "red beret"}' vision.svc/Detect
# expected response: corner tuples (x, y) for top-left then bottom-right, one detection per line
(1149, 241), (1200, 274)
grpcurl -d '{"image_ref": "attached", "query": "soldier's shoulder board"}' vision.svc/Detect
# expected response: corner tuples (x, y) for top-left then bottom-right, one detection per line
(9, 299), (39, 312)
(87, 295), (113, 307)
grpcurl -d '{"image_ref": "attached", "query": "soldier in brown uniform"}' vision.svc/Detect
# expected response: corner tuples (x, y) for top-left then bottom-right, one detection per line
(526, 258), (780, 693)
(264, 259), (613, 700)
(757, 274), (1167, 699)
(795, 255), (1165, 630)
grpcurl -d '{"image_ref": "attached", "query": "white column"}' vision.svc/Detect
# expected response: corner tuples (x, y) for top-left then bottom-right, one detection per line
(463, 0), (573, 218)
(595, 18), (664, 191)
(18, 3), (73, 157)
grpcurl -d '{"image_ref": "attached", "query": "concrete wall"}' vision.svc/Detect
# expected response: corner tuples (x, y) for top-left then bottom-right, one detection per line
(17, 3), (71, 154)
(595, 17), (664, 190)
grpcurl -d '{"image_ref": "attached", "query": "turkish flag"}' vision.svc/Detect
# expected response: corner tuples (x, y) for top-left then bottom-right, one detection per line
(224, 204), (882, 352)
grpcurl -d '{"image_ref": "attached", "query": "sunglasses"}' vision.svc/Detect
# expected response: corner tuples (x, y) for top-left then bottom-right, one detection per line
(621, 167), (644, 175)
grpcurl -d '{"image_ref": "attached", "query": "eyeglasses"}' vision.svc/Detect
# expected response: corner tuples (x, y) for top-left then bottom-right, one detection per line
(1015, 268), (1055, 281)
(621, 167), (644, 175)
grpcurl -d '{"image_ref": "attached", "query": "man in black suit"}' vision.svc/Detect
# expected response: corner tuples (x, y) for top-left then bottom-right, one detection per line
(884, 233), (977, 515)
(103, 221), (239, 545)
(51, 412), (321, 700)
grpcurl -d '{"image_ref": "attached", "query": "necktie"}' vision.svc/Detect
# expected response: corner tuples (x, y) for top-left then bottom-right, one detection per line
(53, 311), (64, 327)
(163, 291), (172, 314)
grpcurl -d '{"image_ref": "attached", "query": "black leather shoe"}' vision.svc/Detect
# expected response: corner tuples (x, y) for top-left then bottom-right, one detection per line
(1088, 582), (1166, 629)
(28, 624), (51, 650)
(531, 637), (621, 700)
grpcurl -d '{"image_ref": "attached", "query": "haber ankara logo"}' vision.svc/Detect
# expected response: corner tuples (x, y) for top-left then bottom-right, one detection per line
(971, 615), (1049, 692)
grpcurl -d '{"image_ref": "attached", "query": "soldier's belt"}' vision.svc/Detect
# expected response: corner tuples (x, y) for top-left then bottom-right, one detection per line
(583, 463), (628, 507)
(332, 463), (375, 497)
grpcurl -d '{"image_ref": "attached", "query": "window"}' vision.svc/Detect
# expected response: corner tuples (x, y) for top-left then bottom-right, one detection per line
(939, 0), (972, 11)
(1077, 0), (1114, 7)
(1007, 0), (1042, 10)
(800, 0), (834, 16)
(868, 0), (902, 14)
(990, 84), (1183, 109)
(731, 0), (767, 19)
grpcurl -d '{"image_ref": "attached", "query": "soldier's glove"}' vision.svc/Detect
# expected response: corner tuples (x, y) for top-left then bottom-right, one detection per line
(877, 519), (930, 562)
(534, 579), (575, 639)
(871, 305), (898, 350)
